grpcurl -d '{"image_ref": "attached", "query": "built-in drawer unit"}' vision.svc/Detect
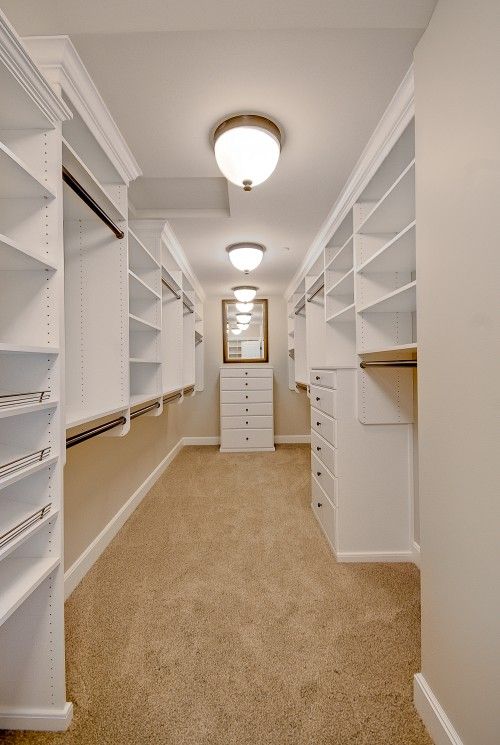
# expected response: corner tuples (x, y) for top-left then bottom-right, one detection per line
(311, 474), (337, 551)
(311, 452), (337, 504)
(311, 429), (338, 476)
(311, 407), (337, 447)
(310, 370), (337, 389)
(310, 385), (337, 418)
(220, 367), (274, 452)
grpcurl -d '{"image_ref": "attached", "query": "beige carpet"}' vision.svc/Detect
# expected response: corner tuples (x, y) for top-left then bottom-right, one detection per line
(3, 445), (431, 745)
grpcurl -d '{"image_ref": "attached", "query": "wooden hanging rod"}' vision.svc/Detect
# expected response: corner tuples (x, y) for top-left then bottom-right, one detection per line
(161, 276), (181, 300)
(360, 360), (417, 368)
(62, 166), (125, 240)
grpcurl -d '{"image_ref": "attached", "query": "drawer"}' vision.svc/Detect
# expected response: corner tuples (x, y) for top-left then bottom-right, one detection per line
(310, 385), (337, 418)
(311, 475), (337, 551)
(220, 377), (272, 391)
(220, 428), (274, 450)
(311, 452), (337, 504)
(220, 389), (272, 404)
(222, 415), (273, 430)
(220, 403), (273, 416)
(310, 429), (337, 475)
(311, 407), (337, 447)
(310, 369), (337, 389)
(221, 368), (272, 378)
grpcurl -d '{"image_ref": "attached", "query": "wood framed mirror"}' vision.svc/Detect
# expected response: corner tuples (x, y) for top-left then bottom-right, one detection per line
(222, 299), (269, 363)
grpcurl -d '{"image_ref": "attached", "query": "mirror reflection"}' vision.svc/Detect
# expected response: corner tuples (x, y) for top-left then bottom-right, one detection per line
(222, 299), (268, 363)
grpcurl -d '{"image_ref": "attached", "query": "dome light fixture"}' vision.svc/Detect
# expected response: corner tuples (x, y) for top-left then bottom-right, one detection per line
(227, 243), (265, 273)
(231, 328), (242, 336)
(237, 323), (250, 331)
(213, 114), (282, 191)
(232, 285), (258, 303)
(236, 313), (252, 325)
(235, 301), (254, 313)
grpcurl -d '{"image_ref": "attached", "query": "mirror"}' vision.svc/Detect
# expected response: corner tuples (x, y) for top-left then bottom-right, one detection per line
(222, 299), (269, 363)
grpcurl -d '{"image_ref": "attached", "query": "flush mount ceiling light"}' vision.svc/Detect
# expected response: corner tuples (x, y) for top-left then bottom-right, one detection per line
(231, 328), (242, 336)
(227, 243), (265, 273)
(213, 114), (282, 191)
(236, 313), (252, 325)
(233, 285), (258, 303)
(235, 302), (254, 313)
(237, 323), (250, 330)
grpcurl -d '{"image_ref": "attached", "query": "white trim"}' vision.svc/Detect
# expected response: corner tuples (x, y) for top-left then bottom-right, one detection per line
(412, 540), (421, 567)
(183, 436), (220, 446)
(275, 434), (310, 444)
(414, 674), (465, 745)
(0, 703), (73, 732)
(23, 35), (141, 183)
(285, 65), (414, 299)
(161, 222), (206, 302)
(64, 438), (183, 598)
(335, 550), (414, 563)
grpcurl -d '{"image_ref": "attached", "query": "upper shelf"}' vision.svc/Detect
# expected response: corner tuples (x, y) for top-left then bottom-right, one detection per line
(357, 221), (416, 274)
(358, 160), (415, 235)
(306, 274), (325, 301)
(0, 141), (56, 199)
(0, 233), (57, 271)
(326, 267), (354, 296)
(325, 234), (354, 272)
(129, 229), (159, 271)
(357, 281), (416, 314)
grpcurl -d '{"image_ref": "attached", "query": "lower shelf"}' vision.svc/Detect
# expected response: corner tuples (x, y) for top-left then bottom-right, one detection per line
(0, 555), (60, 627)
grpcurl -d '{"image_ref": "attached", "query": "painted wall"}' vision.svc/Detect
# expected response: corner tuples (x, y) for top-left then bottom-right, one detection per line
(415, 1), (500, 743)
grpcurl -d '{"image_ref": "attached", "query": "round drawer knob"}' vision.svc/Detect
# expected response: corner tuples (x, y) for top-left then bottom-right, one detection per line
(316, 397), (320, 401)
(245, 395), (248, 399)
(245, 382), (248, 386)
(246, 437), (249, 441)
(317, 471), (321, 477)
(317, 502), (322, 508)
(316, 446), (321, 451)
(316, 422), (321, 426)
(246, 421), (249, 425)
(245, 408), (249, 412)
(315, 376), (320, 381)
(245, 372), (248, 375)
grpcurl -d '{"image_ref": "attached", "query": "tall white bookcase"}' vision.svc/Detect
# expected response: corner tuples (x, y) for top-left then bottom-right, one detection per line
(0, 12), (73, 731)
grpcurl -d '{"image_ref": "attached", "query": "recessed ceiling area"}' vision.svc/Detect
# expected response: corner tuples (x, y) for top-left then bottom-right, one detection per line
(3, 0), (437, 295)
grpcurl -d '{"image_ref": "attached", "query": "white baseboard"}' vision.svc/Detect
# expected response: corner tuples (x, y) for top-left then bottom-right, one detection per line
(412, 540), (421, 567)
(182, 436), (220, 445)
(414, 674), (464, 745)
(335, 550), (414, 563)
(0, 703), (73, 732)
(275, 434), (310, 444)
(64, 438), (184, 599)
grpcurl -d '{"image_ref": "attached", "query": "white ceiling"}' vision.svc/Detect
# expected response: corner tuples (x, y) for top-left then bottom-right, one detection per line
(3, 1), (436, 296)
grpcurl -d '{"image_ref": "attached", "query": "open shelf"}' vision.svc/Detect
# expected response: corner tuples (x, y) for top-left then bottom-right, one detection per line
(129, 314), (161, 333)
(0, 398), (56, 421)
(66, 404), (127, 430)
(129, 229), (159, 271)
(0, 500), (55, 562)
(0, 234), (57, 271)
(294, 293), (306, 314)
(0, 343), (59, 355)
(358, 160), (415, 235)
(326, 267), (354, 296)
(129, 270), (160, 300)
(0, 452), (57, 493)
(357, 221), (416, 274)
(327, 303), (355, 322)
(130, 358), (161, 364)
(357, 281), (416, 314)
(359, 343), (417, 357)
(0, 141), (56, 199)
(0, 556), (60, 627)
(325, 234), (354, 271)
(130, 393), (159, 408)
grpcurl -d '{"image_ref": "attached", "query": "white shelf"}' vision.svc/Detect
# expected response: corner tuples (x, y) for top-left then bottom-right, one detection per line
(358, 160), (415, 234)
(0, 454), (58, 492)
(0, 233), (57, 271)
(129, 314), (161, 332)
(0, 342), (59, 355)
(130, 358), (161, 364)
(357, 221), (416, 274)
(327, 303), (355, 322)
(326, 267), (354, 296)
(357, 281), (416, 314)
(66, 404), (127, 430)
(130, 393), (160, 408)
(359, 343), (417, 356)
(0, 141), (56, 199)
(0, 399), (57, 420)
(129, 229), (159, 270)
(62, 139), (127, 223)
(129, 270), (160, 300)
(325, 234), (353, 271)
(0, 556), (60, 627)
(0, 501), (57, 562)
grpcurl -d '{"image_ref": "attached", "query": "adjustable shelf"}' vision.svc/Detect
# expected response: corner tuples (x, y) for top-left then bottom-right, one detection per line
(327, 303), (355, 322)
(326, 267), (354, 296)
(360, 343), (417, 356)
(357, 221), (416, 274)
(66, 404), (128, 430)
(325, 234), (353, 271)
(129, 358), (161, 365)
(357, 281), (416, 314)
(358, 160), (415, 235)
(129, 229), (159, 269)
(129, 270), (160, 300)
(0, 394), (56, 420)
(129, 314), (161, 333)
(0, 234), (57, 271)
(0, 500), (54, 560)
(0, 343), (58, 355)
(0, 556), (60, 628)
(307, 274), (325, 301)
(0, 141), (56, 199)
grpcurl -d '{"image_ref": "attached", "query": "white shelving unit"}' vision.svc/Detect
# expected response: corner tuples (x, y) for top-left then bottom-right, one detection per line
(0, 12), (73, 731)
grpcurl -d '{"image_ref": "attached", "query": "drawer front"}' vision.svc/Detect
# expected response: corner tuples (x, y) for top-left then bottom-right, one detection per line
(311, 407), (337, 447)
(310, 385), (337, 418)
(222, 415), (273, 430)
(310, 429), (337, 475)
(311, 475), (337, 550)
(311, 452), (337, 504)
(221, 403), (273, 416)
(220, 390), (273, 404)
(220, 377), (272, 391)
(310, 370), (337, 389)
(221, 368), (272, 378)
(220, 428), (274, 450)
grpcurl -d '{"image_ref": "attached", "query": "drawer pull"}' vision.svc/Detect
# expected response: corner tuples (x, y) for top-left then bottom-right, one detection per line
(315, 396), (320, 401)
(245, 382), (248, 386)
(316, 422), (321, 426)
(245, 395), (248, 399)
(246, 421), (249, 425)
(245, 372), (248, 375)
(246, 437), (249, 441)
(315, 375), (320, 381)
(246, 408), (249, 412)
(317, 502), (322, 508)
(316, 446), (321, 451)
(317, 471), (321, 477)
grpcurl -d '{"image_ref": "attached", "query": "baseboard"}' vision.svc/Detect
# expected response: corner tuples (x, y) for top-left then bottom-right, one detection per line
(275, 434), (310, 444)
(182, 436), (220, 445)
(0, 702), (73, 732)
(414, 674), (464, 745)
(335, 550), (414, 563)
(412, 540), (421, 568)
(64, 437), (184, 599)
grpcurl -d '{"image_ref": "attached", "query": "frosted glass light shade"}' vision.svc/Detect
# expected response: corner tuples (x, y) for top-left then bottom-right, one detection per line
(231, 328), (242, 335)
(213, 115), (281, 190)
(236, 313), (252, 324)
(232, 286), (258, 302)
(227, 243), (264, 273)
(237, 323), (250, 330)
(235, 302), (254, 313)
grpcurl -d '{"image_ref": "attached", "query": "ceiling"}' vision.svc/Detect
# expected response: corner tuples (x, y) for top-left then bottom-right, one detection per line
(3, 0), (436, 296)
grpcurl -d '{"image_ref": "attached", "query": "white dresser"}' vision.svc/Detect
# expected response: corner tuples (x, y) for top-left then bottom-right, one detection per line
(220, 367), (274, 452)
(310, 367), (412, 562)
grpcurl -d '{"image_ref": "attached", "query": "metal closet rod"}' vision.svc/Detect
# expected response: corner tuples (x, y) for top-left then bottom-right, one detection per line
(294, 302), (306, 316)
(161, 276), (181, 300)
(360, 360), (417, 368)
(62, 166), (125, 240)
(307, 282), (325, 303)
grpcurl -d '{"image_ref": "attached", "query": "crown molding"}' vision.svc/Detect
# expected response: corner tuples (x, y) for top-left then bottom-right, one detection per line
(128, 207), (230, 219)
(0, 12), (71, 125)
(285, 65), (414, 299)
(23, 35), (141, 184)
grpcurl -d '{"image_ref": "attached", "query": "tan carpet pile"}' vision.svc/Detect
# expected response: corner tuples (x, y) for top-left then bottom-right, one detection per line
(3, 445), (431, 744)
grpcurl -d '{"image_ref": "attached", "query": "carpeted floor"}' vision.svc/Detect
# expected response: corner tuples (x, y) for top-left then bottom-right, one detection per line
(3, 445), (432, 745)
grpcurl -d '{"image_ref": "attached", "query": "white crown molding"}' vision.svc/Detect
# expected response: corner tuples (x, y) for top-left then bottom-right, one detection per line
(285, 65), (414, 299)
(0, 11), (71, 125)
(23, 35), (141, 184)
(130, 207), (230, 219)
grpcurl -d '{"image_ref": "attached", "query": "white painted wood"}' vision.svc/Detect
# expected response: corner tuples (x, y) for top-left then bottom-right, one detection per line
(309, 385), (337, 418)
(310, 429), (337, 476)
(220, 389), (273, 404)
(310, 369), (337, 388)
(0, 703), (73, 732)
(220, 429), (274, 450)
(220, 403), (273, 416)
(414, 674), (465, 745)
(311, 452), (337, 504)
(310, 407), (337, 447)
(219, 367), (274, 452)
(311, 475), (337, 552)
(220, 367), (272, 378)
(220, 377), (272, 391)
(221, 416), (273, 430)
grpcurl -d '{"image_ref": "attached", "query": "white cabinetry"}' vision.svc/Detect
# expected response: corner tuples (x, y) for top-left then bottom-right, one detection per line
(220, 367), (274, 452)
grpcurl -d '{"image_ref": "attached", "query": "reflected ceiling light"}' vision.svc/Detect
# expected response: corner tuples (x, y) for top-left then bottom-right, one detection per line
(213, 114), (282, 191)
(227, 243), (265, 273)
(231, 328), (242, 336)
(232, 285), (258, 303)
(235, 302), (254, 313)
(237, 323), (250, 330)
(236, 313), (252, 325)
